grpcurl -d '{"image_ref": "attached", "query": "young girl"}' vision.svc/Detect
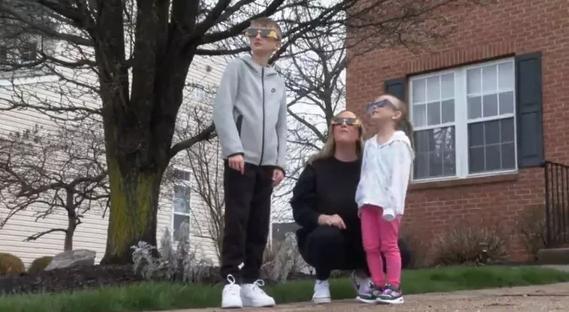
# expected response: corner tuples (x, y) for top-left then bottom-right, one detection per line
(355, 94), (414, 305)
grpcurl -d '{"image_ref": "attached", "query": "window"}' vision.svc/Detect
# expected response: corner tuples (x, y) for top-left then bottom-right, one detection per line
(410, 58), (516, 181)
(172, 169), (190, 241)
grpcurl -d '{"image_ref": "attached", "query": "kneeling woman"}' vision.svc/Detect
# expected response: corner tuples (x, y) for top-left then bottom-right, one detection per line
(291, 110), (371, 303)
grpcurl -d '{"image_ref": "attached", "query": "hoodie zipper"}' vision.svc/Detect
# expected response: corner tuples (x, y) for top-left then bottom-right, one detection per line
(259, 67), (266, 165)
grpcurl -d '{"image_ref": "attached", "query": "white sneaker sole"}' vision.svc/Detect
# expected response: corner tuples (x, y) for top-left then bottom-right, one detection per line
(242, 298), (275, 307)
(312, 296), (331, 304)
(221, 302), (243, 309)
(356, 296), (376, 304)
(377, 297), (404, 304)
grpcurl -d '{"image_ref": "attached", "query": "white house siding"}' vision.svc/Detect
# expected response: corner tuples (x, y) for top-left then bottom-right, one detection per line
(0, 55), (227, 267)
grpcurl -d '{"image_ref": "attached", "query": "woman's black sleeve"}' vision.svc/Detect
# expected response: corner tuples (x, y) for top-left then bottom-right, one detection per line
(290, 164), (320, 229)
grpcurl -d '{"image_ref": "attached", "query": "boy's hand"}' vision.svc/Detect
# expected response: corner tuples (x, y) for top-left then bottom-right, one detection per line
(272, 168), (285, 186)
(228, 154), (245, 174)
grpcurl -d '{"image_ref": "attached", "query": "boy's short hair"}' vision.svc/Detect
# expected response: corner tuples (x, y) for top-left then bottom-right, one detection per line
(249, 17), (282, 40)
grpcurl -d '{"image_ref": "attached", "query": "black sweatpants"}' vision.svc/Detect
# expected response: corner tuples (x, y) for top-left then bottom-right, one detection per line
(220, 162), (274, 283)
(298, 225), (367, 280)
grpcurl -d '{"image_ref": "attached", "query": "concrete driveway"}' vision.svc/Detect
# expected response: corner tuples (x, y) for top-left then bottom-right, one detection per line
(160, 282), (569, 312)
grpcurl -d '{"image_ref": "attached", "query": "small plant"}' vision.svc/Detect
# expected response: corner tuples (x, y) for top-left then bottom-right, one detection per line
(517, 205), (547, 260)
(0, 252), (25, 275)
(261, 232), (310, 282)
(432, 219), (506, 266)
(131, 223), (214, 283)
(27, 256), (53, 274)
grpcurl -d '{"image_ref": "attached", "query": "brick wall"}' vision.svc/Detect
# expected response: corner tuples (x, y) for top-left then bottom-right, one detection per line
(347, 0), (569, 263)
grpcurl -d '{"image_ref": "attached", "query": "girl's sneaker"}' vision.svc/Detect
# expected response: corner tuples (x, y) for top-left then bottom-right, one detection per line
(376, 284), (404, 304)
(355, 283), (382, 304)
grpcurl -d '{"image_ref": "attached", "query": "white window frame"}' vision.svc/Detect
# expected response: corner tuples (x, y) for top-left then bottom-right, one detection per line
(172, 168), (191, 242)
(410, 58), (518, 183)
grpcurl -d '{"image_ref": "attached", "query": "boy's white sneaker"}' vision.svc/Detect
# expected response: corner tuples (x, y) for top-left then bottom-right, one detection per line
(240, 280), (275, 307)
(221, 275), (243, 309)
(312, 279), (331, 304)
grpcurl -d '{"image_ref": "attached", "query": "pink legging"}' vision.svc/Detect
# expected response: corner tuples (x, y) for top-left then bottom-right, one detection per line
(360, 204), (401, 288)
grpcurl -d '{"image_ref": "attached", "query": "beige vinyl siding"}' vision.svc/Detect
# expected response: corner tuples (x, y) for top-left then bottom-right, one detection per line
(0, 55), (226, 268)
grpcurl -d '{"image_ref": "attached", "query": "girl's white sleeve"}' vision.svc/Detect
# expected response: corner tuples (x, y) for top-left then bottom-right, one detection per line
(387, 141), (412, 216)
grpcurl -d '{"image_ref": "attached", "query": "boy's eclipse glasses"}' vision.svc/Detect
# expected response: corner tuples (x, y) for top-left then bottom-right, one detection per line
(243, 28), (280, 40)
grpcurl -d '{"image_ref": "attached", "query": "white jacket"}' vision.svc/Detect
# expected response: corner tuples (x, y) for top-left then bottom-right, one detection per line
(355, 131), (414, 220)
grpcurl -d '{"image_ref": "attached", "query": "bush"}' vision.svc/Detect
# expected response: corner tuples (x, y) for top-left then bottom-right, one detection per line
(131, 224), (215, 283)
(517, 205), (546, 260)
(28, 256), (53, 274)
(0, 253), (25, 275)
(261, 232), (310, 282)
(432, 219), (507, 266)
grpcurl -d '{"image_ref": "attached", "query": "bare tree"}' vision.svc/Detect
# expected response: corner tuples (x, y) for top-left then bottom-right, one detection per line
(0, 121), (108, 251)
(0, 0), (478, 263)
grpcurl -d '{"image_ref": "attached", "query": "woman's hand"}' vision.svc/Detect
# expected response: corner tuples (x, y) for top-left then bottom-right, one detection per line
(318, 214), (346, 230)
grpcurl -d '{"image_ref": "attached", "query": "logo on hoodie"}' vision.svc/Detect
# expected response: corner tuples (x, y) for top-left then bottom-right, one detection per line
(271, 88), (276, 93)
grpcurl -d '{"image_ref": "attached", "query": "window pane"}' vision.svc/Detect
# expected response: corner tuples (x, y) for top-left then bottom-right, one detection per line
(484, 120), (500, 144)
(413, 104), (427, 127)
(482, 65), (497, 93)
(441, 73), (454, 99)
(468, 96), (482, 119)
(498, 62), (514, 90)
(469, 147), (485, 173)
(468, 122), (484, 147)
(441, 100), (455, 123)
(414, 130), (430, 152)
(414, 153), (429, 179)
(427, 76), (440, 102)
(501, 118), (515, 142)
(413, 127), (455, 179)
(413, 79), (426, 103)
(427, 102), (441, 125)
(486, 145), (501, 171)
(174, 185), (190, 214)
(501, 143), (516, 169)
(467, 68), (481, 94)
(483, 94), (498, 117)
(499, 91), (514, 115)
(173, 215), (190, 241)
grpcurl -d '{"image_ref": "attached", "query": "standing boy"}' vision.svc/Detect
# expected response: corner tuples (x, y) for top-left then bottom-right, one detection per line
(213, 17), (287, 309)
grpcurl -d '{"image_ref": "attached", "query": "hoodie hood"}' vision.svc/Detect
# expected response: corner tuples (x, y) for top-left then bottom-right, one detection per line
(389, 130), (415, 159)
(241, 55), (279, 76)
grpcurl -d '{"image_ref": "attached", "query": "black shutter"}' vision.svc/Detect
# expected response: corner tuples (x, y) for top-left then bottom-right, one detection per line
(384, 78), (406, 101)
(516, 52), (544, 168)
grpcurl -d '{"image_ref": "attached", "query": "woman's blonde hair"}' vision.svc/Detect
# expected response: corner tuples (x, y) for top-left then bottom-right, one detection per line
(308, 110), (364, 164)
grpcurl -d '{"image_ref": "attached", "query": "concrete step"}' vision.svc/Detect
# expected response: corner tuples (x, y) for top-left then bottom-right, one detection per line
(537, 247), (569, 264)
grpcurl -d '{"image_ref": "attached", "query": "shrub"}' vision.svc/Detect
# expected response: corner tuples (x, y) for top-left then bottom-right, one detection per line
(131, 223), (215, 283)
(432, 219), (507, 266)
(28, 256), (53, 274)
(517, 205), (546, 260)
(261, 232), (310, 282)
(0, 253), (25, 275)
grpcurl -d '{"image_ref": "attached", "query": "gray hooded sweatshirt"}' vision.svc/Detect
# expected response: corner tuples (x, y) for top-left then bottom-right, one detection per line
(213, 55), (287, 171)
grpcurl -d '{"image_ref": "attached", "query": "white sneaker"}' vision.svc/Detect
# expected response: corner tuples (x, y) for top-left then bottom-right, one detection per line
(240, 280), (275, 307)
(312, 279), (331, 304)
(221, 275), (243, 309)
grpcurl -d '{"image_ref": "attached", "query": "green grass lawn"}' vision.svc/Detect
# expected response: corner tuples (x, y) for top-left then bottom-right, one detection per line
(2, 265), (569, 312)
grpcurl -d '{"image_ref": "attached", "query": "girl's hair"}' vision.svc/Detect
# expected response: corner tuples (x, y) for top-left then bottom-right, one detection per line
(382, 94), (414, 150)
(308, 110), (364, 164)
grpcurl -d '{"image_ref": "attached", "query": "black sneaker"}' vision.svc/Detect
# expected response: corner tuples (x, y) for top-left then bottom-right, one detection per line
(356, 283), (382, 304)
(376, 284), (404, 304)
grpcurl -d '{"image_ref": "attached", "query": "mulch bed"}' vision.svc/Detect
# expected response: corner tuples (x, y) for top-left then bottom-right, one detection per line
(0, 265), (144, 295)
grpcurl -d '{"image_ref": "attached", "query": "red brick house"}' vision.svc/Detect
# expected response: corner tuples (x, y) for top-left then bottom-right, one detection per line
(347, 0), (569, 263)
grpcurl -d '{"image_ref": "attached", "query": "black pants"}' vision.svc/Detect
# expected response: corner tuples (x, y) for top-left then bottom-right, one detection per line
(220, 162), (274, 283)
(298, 226), (367, 280)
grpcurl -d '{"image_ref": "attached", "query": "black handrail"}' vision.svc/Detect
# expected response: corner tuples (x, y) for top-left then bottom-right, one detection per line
(544, 161), (569, 247)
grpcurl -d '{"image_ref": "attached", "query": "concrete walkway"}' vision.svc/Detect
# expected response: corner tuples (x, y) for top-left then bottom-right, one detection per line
(160, 282), (569, 312)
